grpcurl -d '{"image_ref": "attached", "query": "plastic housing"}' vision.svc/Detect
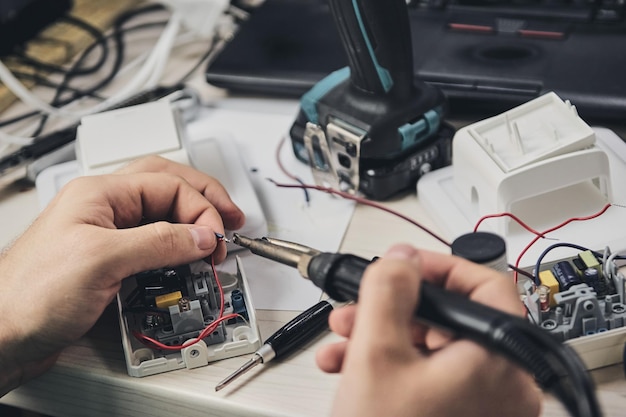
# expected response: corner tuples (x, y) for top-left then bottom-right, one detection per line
(116, 256), (262, 377)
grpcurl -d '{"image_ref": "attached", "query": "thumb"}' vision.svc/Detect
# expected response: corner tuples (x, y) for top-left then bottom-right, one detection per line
(105, 223), (225, 277)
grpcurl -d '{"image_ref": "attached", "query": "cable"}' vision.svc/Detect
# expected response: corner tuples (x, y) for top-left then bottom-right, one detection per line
(31, 19), (169, 136)
(0, 5), (181, 121)
(532, 242), (599, 286)
(268, 179), (451, 247)
(513, 203), (613, 284)
(12, 14), (108, 76)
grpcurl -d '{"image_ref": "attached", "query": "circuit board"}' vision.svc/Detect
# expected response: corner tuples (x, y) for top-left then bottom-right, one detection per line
(522, 247), (626, 369)
(116, 256), (261, 377)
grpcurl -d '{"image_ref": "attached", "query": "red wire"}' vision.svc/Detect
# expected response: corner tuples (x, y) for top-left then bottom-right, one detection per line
(133, 256), (230, 352)
(268, 179), (451, 248)
(512, 203), (613, 283)
(473, 212), (546, 237)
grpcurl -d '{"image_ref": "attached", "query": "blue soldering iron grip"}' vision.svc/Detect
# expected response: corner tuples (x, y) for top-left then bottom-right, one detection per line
(328, 0), (415, 99)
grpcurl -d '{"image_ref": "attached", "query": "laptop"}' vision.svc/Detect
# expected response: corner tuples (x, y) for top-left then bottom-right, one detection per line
(205, 0), (626, 122)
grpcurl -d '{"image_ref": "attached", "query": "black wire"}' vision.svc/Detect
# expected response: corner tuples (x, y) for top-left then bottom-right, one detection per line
(533, 243), (601, 286)
(477, 315), (603, 417)
(0, 20), (168, 131)
(12, 71), (105, 99)
(31, 5), (168, 136)
(12, 15), (108, 76)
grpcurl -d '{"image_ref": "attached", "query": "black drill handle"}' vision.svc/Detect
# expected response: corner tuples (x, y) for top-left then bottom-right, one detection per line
(327, 0), (415, 99)
(264, 300), (333, 358)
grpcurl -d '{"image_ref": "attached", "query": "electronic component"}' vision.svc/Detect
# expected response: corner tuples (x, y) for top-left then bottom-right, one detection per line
(451, 231), (507, 272)
(523, 249), (626, 370)
(116, 256), (261, 377)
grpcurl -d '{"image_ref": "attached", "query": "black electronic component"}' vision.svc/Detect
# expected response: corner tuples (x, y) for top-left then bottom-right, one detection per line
(451, 231), (507, 272)
(552, 261), (583, 291)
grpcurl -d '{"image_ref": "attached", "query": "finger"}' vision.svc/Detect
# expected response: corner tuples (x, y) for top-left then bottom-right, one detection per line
(96, 223), (225, 279)
(117, 156), (245, 230)
(315, 340), (348, 373)
(58, 173), (226, 231)
(328, 305), (356, 338)
(415, 249), (524, 316)
(350, 245), (422, 353)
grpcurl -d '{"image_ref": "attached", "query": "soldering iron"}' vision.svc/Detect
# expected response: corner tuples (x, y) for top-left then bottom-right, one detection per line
(289, 0), (454, 200)
(231, 233), (602, 417)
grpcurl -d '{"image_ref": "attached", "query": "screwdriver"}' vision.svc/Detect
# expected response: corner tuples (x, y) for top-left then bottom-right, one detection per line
(215, 299), (334, 391)
(230, 234), (602, 417)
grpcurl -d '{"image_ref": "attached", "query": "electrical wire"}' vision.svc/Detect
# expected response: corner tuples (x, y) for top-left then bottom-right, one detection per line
(513, 203), (613, 284)
(0, 5), (181, 123)
(29, 19), (169, 136)
(532, 242), (599, 286)
(0, 20), (166, 131)
(132, 256), (235, 352)
(12, 14), (109, 76)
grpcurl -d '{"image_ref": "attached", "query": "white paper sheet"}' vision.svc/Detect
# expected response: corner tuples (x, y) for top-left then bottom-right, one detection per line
(186, 98), (356, 310)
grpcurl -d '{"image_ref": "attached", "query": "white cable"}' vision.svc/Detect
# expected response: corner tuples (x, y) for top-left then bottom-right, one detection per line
(0, 28), (200, 148)
(0, 60), (78, 118)
(0, 11), (183, 123)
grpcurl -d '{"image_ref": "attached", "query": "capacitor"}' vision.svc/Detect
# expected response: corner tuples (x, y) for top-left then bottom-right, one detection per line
(451, 231), (507, 272)
(551, 261), (582, 291)
(583, 267), (602, 294)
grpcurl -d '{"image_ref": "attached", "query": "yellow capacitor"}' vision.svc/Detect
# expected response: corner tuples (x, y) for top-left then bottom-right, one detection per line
(538, 270), (559, 307)
(155, 291), (182, 309)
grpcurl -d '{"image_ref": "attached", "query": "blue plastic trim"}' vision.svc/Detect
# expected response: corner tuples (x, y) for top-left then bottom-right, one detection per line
(301, 67), (350, 125)
(351, 0), (393, 93)
(398, 108), (442, 149)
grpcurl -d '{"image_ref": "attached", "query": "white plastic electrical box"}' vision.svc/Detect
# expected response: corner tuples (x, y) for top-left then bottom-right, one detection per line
(418, 92), (626, 266)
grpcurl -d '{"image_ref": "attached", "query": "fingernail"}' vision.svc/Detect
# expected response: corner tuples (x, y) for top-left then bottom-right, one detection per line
(384, 244), (418, 260)
(189, 226), (215, 250)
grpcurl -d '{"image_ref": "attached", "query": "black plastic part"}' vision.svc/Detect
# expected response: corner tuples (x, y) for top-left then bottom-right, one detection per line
(328, 0), (415, 98)
(451, 231), (507, 264)
(265, 300), (333, 358)
(290, 118), (454, 200)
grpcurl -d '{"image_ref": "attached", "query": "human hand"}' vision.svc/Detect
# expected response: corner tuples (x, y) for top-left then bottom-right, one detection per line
(0, 156), (244, 396)
(316, 244), (542, 417)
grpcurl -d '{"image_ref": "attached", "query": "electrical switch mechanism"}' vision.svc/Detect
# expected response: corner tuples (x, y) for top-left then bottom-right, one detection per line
(289, 0), (454, 200)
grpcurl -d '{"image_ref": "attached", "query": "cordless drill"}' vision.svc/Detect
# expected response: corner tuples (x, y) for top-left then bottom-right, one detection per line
(289, 0), (454, 200)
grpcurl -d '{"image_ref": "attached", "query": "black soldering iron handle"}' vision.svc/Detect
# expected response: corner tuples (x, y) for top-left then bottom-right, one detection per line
(307, 252), (506, 336)
(327, 0), (416, 99)
(308, 252), (540, 343)
(264, 300), (333, 359)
